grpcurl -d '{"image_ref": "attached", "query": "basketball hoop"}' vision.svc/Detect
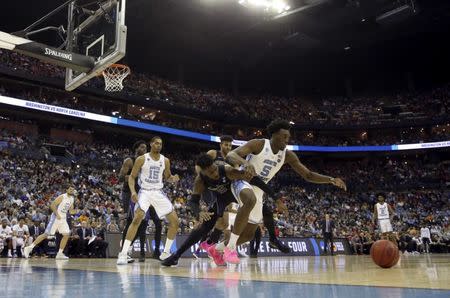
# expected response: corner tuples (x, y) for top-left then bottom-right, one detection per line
(102, 64), (130, 92)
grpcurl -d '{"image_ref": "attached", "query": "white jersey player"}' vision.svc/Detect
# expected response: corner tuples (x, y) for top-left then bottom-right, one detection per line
(12, 218), (29, 257)
(0, 218), (13, 257)
(213, 119), (347, 264)
(373, 193), (395, 234)
(117, 136), (180, 265)
(420, 225), (431, 253)
(24, 186), (77, 259)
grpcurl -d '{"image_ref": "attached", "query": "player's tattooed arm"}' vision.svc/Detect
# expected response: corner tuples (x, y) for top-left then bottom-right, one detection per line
(187, 176), (205, 218)
(285, 150), (347, 191)
(118, 158), (133, 182)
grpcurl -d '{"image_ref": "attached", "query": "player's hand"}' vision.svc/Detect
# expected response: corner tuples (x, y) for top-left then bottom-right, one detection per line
(198, 212), (214, 223)
(242, 170), (254, 181)
(275, 199), (289, 216)
(243, 163), (257, 176)
(168, 174), (180, 184)
(131, 193), (138, 203)
(331, 177), (347, 191)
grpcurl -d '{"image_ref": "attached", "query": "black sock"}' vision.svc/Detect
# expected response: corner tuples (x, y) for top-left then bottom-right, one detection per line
(153, 220), (162, 254)
(121, 217), (132, 248)
(207, 228), (223, 244)
(139, 220), (148, 254)
(263, 204), (276, 241)
(254, 227), (262, 246)
(250, 227), (262, 255)
(174, 215), (218, 258)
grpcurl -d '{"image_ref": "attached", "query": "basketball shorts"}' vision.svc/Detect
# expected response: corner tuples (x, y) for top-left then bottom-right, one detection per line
(13, 237), (24, 247)
(231, 180), (264, 224)
(202, 190), (218, 208)
(378, 219), (393, 233)
(136, 189), (173, 219)
(422, 237), (431, 245)
(209, 190), (236, 218)
(45, 213), (70, 235)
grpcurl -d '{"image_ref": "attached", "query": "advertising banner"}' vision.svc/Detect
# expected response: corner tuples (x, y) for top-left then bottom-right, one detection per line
(105, 233), (351, 258)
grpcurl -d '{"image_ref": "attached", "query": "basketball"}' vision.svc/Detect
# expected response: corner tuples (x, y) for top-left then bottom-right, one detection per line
(370, 240), (400, 268)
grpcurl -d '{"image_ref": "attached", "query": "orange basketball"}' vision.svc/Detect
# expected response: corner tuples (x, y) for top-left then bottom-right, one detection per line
(370, 240), (399, 268)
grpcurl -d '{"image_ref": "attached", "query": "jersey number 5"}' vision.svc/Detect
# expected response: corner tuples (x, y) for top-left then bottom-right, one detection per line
(260, 165), (272, 177)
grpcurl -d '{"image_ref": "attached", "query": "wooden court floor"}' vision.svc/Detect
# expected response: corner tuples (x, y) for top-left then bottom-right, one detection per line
(1, 254), (449, 297)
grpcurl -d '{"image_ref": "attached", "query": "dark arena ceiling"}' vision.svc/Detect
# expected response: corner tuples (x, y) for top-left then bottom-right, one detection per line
(1, 0), (450, 93)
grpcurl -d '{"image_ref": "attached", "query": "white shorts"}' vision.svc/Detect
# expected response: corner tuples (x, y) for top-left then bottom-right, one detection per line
(13, 237), (24, 247)
(228, 213), (237, 230)
(137, 189), (173, 219)
(45, 214), (70, 235)
(231, 180), (264, 224)
(378, 219), (393, 233)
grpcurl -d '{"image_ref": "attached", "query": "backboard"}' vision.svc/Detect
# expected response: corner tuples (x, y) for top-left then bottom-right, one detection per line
(65, 0), (127, 91)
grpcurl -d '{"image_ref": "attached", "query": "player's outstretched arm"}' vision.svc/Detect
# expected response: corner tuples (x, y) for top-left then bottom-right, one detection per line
(285, 150), (347, 191)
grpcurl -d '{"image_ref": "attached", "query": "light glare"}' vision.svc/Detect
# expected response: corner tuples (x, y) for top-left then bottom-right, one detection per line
(239, 0), (291, 12)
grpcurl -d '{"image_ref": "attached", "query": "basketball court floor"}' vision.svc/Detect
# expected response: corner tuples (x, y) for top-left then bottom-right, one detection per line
(1, 255), (449, 297)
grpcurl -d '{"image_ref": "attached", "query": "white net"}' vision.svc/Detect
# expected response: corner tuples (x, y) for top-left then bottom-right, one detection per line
(102, 64), (130, 92)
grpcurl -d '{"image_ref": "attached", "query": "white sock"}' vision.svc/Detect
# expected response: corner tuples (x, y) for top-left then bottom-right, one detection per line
(58, 249), (63, 254)
(164, 238), (174, 253)
(8, 249), (12, 254)
(121, 240), (132, 254)
(215, 241), (225, 252)
(227, 233), (240, 250)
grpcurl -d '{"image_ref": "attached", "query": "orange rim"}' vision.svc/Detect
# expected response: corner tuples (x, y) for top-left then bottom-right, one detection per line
(97, 64), (131, 77)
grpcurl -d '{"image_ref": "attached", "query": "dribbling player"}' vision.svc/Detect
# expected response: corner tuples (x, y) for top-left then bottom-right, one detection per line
(212, 119), (347, 263)
(24, 185), (78, 259)
(117, 136), (180, 265)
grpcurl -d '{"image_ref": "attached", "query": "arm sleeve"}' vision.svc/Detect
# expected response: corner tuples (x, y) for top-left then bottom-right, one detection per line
(249, 176), (276, 198)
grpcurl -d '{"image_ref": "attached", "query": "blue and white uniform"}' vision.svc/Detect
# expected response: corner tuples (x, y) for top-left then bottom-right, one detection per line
(376, 202), (393, 233)
(137, 153), (173, 219)
(45, 193), (74, 235)
(231, 139), (286, 224)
